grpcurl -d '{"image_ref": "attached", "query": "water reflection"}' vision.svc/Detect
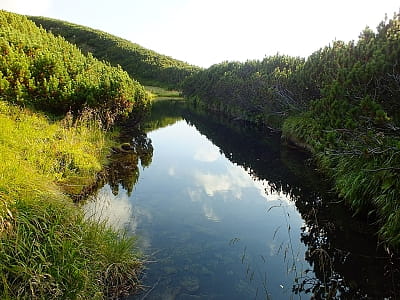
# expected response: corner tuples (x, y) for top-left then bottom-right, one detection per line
(180, 105), (400, 299)
(84, 100), (399, 299)
(85, 184), (136, 231)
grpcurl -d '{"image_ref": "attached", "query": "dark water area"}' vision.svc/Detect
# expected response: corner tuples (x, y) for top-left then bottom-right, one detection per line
(84, 100), (399, 299)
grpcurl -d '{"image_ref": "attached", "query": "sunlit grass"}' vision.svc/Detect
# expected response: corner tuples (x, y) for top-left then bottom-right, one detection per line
(0, 102), (115, 193)
(145, 86), (182, 99)
(0, 100), (143, 299)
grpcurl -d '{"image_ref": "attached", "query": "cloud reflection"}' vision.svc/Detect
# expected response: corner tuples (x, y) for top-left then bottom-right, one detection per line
(202, 204), (220, 222)
(194, 172), (231, 196)
(194, 146), (220, 162)
(83, 184), (137, 232)
(168, 166), (176, 176)
(194, 164), (276, 201)
(190, 163), (292, 222)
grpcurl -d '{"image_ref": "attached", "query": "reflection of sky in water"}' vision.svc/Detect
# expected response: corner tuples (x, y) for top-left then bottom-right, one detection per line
(84, 185), (135, 231)
(86, 120), (311, 299)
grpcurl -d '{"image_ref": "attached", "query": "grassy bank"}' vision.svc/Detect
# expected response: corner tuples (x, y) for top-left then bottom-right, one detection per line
(0, 100), (143, 299)
(282, 113), (400, 247)
(0, 10), (147, 299)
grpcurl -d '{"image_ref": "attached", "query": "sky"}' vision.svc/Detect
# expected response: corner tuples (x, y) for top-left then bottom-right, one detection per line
(1, 0), (399, 67)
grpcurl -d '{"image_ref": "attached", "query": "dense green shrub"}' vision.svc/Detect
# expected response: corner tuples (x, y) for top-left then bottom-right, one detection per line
(0, 10), (150, 126)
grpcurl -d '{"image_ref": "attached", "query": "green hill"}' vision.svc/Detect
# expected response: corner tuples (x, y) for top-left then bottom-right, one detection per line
(28, 16), (200, 88)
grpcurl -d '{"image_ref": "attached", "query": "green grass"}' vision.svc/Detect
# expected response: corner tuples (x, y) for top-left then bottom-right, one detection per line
(0, 100), (143, 299)
(145, 86), (182, 100)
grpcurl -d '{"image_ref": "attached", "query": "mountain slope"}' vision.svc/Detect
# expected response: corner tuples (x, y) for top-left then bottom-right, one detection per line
(29, 16), (200, 88)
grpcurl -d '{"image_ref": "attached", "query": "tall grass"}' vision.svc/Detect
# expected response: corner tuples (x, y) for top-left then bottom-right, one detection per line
(0, 100), (143, 299)
(283, 114), (400, 247)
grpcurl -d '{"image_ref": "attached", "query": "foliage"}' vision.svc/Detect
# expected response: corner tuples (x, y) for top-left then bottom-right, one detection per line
(28, 16), (200, 89)
(0, 10), (150, 126)
(182, 56), (305, 126)
(182, 12), (400, 248)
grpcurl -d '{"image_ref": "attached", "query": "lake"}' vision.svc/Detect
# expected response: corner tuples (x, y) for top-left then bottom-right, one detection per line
(84, 100), (399, 299)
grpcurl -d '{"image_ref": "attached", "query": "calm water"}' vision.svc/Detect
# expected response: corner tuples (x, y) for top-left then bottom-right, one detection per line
(84, 100), (399, 299)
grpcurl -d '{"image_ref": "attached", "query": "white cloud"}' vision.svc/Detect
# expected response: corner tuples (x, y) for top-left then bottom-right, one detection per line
(0, 0), (51, 15)
(193, 163), (293, 210)
(189, 164), (292, 223)
(194, 146), (220, 162)
(129, 0), (400, 67)
(193, 165), (269, 200)
(4, 0), (398, 67)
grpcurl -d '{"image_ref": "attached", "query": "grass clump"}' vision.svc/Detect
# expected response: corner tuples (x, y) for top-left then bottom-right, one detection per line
(0, 194), (143, 299)
(0, 100), (143, 299)
(0, 101), (113, 194)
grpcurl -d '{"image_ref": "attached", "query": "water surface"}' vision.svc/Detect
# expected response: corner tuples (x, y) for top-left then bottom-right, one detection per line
(85, 100), (399, 299)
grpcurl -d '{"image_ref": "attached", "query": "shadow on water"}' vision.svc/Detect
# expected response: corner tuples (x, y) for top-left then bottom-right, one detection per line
(86, 100), (399, 299)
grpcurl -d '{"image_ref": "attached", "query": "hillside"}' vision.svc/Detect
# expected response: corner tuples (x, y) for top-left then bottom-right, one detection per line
(182, 12), (400, 248)
(29, 16), (200, 88)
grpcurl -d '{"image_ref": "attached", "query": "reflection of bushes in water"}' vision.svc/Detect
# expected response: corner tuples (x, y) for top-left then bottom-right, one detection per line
(107, 132), (153, 196)
(293, 198), (400, 299)
(182, 105), (318, 200)
(143, 100), (185, 133)
(114, 99), (184, 195)
(107, 152), (140, 196)
(179, 104), (400, 299)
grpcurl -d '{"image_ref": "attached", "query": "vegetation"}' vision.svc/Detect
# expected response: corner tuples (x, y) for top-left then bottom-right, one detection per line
(1, 11), (151, 127)
(182, 12), (400, 248)
(145, 86), (182, 100)
(143, 99), (185, 133)
(182, 56), (305, 127)
(28, 16), (200, 89)
(0, 10), (147, 298)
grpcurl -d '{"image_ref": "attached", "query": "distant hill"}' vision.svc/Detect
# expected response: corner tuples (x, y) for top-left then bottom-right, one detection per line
(28, 16), (200, 88)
